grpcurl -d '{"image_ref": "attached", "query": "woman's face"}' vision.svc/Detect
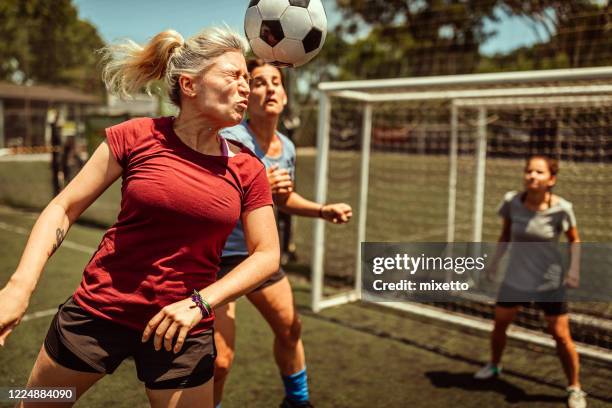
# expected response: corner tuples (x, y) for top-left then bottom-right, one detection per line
(247, 65), (287, 120)
(524, 157), (556, 192)
(188, 51), (250, 128)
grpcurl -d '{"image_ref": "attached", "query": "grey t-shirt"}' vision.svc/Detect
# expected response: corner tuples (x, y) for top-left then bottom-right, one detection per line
(220, 121), (296, 257)
(498, 191), (577, 291)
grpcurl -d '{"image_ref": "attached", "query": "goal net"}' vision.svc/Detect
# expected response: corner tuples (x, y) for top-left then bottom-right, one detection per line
(311, 67), (612, 358)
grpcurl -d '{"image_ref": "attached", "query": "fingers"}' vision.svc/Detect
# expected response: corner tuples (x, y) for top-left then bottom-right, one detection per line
(0, 324), (15, 347)
(174, 326), (190, 354)
(153, 317), (173, 351)
(142, 310), (165, 343)
(164, 322), (180, 352)
(564, 276), (579, 288)
(327, 203), (353, 224)
(274, 187), (293, 195)
(272, 180), (293, 194)
(142, 299), (201, 353)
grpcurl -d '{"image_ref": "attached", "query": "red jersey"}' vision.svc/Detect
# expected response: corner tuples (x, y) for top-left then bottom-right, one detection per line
(73, 117), (273, 334)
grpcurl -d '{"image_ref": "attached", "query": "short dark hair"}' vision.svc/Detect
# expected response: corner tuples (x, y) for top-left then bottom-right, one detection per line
(526, 154), (559, 176)
(246, 58), (285, 86)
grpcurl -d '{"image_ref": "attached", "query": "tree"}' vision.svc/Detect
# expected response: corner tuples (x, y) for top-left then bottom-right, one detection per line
(0, 0), (105, 94)
(333, 0), (500, 78)
(480, 1), (611, 72)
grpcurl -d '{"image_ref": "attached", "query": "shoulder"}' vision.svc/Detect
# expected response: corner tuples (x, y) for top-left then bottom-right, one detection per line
(108, 117), (158, 133)
(502, 190), (520, 203)
(220, 123), (253, 144)
(107, 116), (170, 142)
(554, 195), (574, 211)
(277, 132), (296, 156)
(227, 149), (267, 187)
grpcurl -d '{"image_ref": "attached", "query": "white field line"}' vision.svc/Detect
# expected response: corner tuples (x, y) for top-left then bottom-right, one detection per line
(0, 219), (97, 322)
(21, 309), (58, 322)
(0, 221), (96, 254)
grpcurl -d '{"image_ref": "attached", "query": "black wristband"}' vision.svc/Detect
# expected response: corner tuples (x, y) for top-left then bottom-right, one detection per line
(318, 205), (324, 218)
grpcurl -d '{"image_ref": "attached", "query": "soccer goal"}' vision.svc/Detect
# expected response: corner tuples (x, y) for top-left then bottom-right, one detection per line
(310, 66), (612, 359)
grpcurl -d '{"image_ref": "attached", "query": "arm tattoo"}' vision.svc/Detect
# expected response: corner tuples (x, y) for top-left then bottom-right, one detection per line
(49, 228), (66, 257)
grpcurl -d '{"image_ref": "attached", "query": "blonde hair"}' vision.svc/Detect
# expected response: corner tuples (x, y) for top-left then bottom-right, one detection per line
(101, 26), (248, 106)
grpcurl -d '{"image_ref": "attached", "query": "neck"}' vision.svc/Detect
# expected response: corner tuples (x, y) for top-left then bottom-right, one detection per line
(248, 114), (279, 148)
(525, 189), (550, 205)
(174, 111), (222, 154)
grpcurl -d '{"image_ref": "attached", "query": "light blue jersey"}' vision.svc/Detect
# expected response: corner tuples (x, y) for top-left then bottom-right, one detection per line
(220, 121), (296, 257)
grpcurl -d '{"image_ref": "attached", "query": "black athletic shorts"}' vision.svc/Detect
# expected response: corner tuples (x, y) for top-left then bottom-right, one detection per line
(217, 255), (285, 291)
(496, 284), (568, 316)
(44, 297), (216, 389)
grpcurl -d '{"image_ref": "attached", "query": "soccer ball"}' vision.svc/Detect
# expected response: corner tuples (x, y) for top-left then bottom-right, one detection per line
(244, 0), (327, 68)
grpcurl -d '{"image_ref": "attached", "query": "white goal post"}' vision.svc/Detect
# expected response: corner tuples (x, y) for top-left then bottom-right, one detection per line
(310, 67), (612, 361)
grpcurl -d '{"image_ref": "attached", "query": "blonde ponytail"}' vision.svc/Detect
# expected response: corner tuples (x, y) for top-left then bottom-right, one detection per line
(100, 26), (247, 106)
(101, 30), (184, 99)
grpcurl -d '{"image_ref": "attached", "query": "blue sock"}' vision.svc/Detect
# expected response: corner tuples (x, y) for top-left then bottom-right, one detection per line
(282, 367), (309, 402)
(215, 404), (221, 408)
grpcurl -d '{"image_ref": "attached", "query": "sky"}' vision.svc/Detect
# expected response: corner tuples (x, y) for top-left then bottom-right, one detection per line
(73, 0), (552, 57)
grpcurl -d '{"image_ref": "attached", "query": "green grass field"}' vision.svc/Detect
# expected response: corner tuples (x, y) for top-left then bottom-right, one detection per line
(0, 206), (611, 407)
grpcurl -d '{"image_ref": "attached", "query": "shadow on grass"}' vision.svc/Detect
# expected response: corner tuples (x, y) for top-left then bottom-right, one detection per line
(426, 371), (566, 404)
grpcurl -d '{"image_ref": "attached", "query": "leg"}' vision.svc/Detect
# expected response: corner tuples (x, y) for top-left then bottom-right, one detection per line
(247, 277), (305, 375)
(491, 305), (520, 365)
(146, 378), (213, 408)
(19, 345), (105, 408)
(545, 314), (580, 387)
(213, 302), (236, 406)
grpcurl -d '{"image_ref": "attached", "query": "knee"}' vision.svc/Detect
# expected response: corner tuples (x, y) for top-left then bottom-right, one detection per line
(549, 328), (572, 346)
(215, 348), (235, 379)
(276, 316), (302, 348)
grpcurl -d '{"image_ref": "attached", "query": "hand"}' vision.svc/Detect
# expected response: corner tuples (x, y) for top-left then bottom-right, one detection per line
(141, 297), (204, 354)
(564, 269), (580, 288)
(321, 203), (353, 224)
(0, 283), (30, 347)
(267, 165), (293, 195)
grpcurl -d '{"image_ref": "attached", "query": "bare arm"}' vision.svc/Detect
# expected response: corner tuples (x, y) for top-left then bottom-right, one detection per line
(200, 204), (280, 307)
(486, 218), (511, 280)
(564, 226), (581, 288)
(280, 191), (352, 223)
(275, 190), (352, 224)
(0, 141), (122, 345)
(267, 165), (352, 223)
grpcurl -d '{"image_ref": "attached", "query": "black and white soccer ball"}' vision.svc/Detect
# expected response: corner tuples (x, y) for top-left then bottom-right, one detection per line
(244, 0), (327, 68)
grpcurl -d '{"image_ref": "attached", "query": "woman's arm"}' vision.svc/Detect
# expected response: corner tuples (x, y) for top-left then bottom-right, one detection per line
(0, 141), (122, 345)
(486, 218), (512, 280)
(564, 227), (581, 288)
(278, 191), (352, 224)
(267, 165), (352, 223)
(201, 205), (280, 306)
(142, 205), (280, 353)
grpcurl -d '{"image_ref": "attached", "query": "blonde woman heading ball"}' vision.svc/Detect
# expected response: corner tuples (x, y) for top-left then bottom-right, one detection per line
(0, 27), (279, 408)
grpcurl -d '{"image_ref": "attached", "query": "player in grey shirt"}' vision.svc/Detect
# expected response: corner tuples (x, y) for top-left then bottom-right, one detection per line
(475, 155), (586, 408)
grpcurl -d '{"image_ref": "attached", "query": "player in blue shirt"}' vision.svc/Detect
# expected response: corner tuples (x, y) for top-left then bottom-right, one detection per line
(215, 59), (352, 408)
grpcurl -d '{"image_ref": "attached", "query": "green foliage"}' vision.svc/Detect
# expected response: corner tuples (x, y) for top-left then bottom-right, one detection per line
(0, 0), (105, 94)
(294, 0), (610, 102)
(334, 0), (499, 78)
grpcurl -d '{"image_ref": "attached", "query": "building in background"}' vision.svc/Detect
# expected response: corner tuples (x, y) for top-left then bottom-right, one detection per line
(0, 82), (101, 150)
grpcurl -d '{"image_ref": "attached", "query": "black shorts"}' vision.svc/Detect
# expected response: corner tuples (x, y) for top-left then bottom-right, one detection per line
(217, 255), (285, 291)
(496, 284), (568, 316)
(44, 297), (216, 389)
